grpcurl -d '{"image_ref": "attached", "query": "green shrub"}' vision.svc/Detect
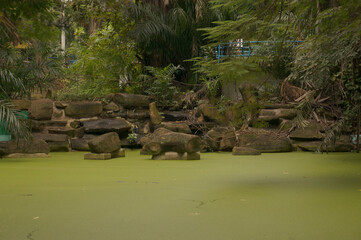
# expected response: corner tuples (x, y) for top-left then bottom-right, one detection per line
(143, 64), (181, 106)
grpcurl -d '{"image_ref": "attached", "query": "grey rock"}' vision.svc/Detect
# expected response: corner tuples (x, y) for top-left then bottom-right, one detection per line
(83, 118), (132, 134)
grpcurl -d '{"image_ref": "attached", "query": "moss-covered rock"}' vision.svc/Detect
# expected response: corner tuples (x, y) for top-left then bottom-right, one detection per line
(289, 122), (324, 140)
(238, 129), (292, 153)
(204, 127), (236, 151)
(88, 132), (121, 153)
(197, 103), (227, 125)
(29, 99), (53, 120)
(4, 139), (50, 154)
(83, 118), (132, 134)
(232, 146), (261, 155)
(64, 101), (103, 119)
(112, 93), (150, 109)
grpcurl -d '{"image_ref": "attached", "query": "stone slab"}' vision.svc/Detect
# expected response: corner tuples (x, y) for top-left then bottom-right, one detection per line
(185, 152), (201, 160)
(4, 153), (50, 158)
(111, 148), (125, 158)
(232, 147), (261, 155)
(84, 153), (112, 160)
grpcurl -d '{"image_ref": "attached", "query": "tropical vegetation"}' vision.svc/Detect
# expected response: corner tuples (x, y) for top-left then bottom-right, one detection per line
(0, 0), (360, 146)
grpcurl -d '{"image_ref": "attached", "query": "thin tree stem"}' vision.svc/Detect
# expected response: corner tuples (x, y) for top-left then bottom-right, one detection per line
(357, 105), (360, 153)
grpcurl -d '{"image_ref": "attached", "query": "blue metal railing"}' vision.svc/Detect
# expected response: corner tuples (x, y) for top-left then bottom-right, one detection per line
(216, 40), (303, 62)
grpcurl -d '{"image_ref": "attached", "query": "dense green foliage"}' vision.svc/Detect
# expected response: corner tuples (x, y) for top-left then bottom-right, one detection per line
(131, 0), (218, 82)
(195, 0), (361, 135)
(0, 0), (62, 139)
(0, 0), (360, 140)
(55, 0), (140, 100)
(143, 64), (181, 105)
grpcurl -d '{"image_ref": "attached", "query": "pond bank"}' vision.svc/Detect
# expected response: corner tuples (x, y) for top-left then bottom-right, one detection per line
(0, 151), (360, 240)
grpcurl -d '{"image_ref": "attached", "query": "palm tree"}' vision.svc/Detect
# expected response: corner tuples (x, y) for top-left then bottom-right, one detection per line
(0, 0), (57, 141)
(0, 70), (30, 140)
(131, 0), (216, 82)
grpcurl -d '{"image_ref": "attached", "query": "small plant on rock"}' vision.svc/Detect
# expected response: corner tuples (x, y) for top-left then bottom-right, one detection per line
(127, 133), (138, 145)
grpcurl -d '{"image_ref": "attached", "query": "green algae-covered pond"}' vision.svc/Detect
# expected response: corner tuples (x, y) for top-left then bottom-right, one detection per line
(0, 151), (360, 240)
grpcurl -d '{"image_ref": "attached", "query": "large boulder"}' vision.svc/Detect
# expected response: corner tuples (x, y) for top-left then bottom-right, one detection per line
(204, 127), (236, 151)
(64, 101), (103, 118)
(29, 99), (53, 120)
(232, 147), (261, 155)
(83, 118), (132, 134)
(293, 135), (355, 152)
(88, 132), (121, 153)
(142, 128), (202, 155)
(112, 93), (150, 109)
(237, 129), (292, 153)
(4, 139), (50, 154)
(258, 108), (298, 121)
(289, 122), (324, 140)
(197, 103), (227, 125)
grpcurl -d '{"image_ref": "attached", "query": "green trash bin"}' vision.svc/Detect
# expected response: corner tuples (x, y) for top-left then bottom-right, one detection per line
(0, 110), (29, 142)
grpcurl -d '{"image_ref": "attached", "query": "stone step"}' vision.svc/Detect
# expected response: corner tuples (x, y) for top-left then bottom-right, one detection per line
(47, 127), (84, 138)
(33, 133), (68, 142)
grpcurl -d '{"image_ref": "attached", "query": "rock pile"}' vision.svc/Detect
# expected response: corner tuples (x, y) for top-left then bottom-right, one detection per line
(3, 92), (356, 157)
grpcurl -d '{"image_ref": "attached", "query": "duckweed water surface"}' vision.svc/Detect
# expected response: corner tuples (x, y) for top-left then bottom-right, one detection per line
(0, 151), (360, 240)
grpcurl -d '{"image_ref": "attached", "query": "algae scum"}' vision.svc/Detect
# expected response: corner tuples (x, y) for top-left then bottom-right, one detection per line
(0, 151), (360, 240)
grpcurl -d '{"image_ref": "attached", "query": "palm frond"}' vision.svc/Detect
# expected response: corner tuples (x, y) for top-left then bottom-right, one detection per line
(317, 117), (345, 153)
(0, 100), (31, 140)
(0, 69), (27, 98)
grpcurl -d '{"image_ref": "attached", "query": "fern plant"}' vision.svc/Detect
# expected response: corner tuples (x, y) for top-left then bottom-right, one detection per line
(143, 64), (182, 106)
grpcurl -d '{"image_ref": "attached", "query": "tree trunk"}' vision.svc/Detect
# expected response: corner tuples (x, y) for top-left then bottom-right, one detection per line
(357, 105), (360, 153)
(315, 0), (320, 34)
